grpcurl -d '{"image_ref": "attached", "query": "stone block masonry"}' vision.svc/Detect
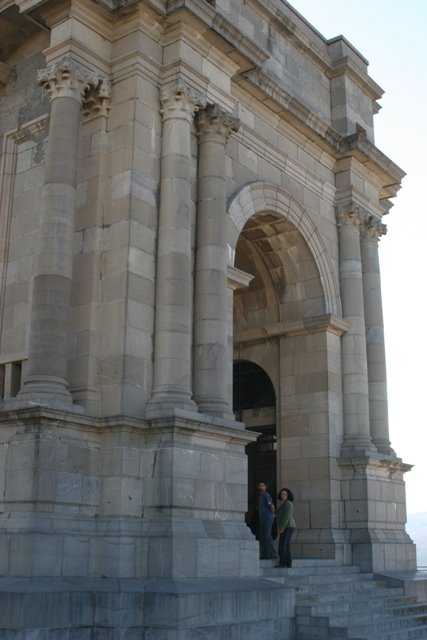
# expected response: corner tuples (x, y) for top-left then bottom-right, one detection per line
(0, 0), (415, 637)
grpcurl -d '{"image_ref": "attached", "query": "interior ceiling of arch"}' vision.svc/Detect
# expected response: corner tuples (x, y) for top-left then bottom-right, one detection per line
(236, 212), (321, 287)
(234, 212), (325, 326)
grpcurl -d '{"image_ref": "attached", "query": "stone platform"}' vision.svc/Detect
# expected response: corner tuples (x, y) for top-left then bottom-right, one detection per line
(0, 576), (295, 639)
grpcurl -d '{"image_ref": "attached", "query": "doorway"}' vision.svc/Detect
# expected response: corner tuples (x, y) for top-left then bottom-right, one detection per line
(233, 360), (276, 536)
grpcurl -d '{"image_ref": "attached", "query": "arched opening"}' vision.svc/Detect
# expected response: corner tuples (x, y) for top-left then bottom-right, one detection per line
(229, 195), (339, 559)
(233, 359), (276, 537)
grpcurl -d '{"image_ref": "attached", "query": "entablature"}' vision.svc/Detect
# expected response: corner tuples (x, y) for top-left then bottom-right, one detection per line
(159, 0), (403, 206)
(339, 132), (406, 202)
(3, 0), (404, 208)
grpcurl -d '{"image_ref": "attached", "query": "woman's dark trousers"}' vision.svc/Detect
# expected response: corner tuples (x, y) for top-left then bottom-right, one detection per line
(278, 527), (294, 567)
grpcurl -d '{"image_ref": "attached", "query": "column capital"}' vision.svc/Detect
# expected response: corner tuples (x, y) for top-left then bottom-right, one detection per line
(360, 215), (387, 240)
(82, 78), (111, 119)
(160, 80), (205, 121)
(336, 207), (364, 230)
(37, 57), (103, 103)
(196, 103), (240, 142)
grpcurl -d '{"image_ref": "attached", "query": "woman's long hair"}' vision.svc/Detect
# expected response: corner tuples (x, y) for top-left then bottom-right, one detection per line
(278, 487), (294, 502)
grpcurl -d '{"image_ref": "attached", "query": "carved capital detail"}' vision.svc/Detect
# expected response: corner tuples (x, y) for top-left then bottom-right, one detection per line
(82, 78), (111, 119)
(38, 57), (104, 104)
(336, 208), (364, 230)
(160, 80), (206, 121)
(196, 103), (240, 142)
(360, 215), (387, 240)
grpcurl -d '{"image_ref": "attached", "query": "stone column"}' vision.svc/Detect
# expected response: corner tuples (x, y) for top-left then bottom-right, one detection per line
(146, 84), (201, 416)
(193, 104), (239, 417)
(18, 58), (101, 407)
(337, 209), (376, 454)
(360, 216), (394, 455)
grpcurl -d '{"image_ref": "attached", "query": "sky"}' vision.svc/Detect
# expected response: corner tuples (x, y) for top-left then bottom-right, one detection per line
(290, 0), (427, 515)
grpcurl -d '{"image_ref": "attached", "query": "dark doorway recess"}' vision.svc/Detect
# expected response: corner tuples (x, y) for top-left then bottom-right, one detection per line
(233, 360), (277, 537)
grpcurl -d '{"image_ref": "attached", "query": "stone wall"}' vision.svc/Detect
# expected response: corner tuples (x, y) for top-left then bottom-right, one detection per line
(0, 1), (416, 636)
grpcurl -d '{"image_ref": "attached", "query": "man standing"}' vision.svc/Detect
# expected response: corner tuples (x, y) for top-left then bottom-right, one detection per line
(257, 482), (276, 559)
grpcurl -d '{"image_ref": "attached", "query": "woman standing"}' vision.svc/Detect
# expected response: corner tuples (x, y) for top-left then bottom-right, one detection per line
(275, 487), (295, 568)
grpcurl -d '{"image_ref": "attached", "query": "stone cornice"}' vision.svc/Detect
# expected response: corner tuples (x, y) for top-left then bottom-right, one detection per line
(10, 0), (403, 203)
(242, 71), (403, 201)
(0, 404), (254, 444)
(160, 0), (402, 201)
(244, 0), (382, 102)
(339, 132), (406, 199)
(327, 54), (383, 103)
(243, 69), (342, 149)
(234, 314), (349, 346)
(165, 0), (269, 70)
(164, 0), (383, 109)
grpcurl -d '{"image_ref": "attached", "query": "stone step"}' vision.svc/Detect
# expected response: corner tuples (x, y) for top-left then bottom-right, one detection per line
(292, 579), (397, 597)
(296, 610), (427, 633)
(296, 595), (419, 616)
(267, 571), (375, 585)
(261, 559), (361, 576)
(298, 620), (427, 640)
(349, 622), (427, 639)
(265, 562), (427, 640)
(296, 596), (427, 640)
(328, 603), (427, 628)
(294, 586), (406, 606)
(263, 566), (369, 581)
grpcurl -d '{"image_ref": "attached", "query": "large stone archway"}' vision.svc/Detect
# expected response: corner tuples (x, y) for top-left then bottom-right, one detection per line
(227, 183), (414, 570)
(228, 182), (350, 562)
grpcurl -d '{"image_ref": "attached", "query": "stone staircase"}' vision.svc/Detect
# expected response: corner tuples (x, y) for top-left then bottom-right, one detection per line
(262, 560), (427, 640)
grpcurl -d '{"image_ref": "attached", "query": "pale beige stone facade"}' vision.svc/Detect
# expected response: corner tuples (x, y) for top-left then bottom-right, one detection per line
(0, 0), (417, 637)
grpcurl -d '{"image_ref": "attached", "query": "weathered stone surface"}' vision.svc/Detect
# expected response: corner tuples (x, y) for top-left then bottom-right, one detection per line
(0, 0), (415, 637)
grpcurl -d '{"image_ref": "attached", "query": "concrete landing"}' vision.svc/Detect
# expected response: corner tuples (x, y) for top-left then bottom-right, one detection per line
(377, 569), (427, 601)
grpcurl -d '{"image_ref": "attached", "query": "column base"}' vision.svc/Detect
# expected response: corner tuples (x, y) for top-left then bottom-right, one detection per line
(372, 438), (396, 456)
(145, 392), (198, 418)
(349, 528), (416, 573)
(292, 528), (352, 566)
(194, 396), (234, 419)
(338, 453), (415, 572)
(12, 375), (84, 412)
(340, 436), (377, 457)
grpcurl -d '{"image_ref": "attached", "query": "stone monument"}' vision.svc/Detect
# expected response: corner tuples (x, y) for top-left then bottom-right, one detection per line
(0, 0), (416, 637)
